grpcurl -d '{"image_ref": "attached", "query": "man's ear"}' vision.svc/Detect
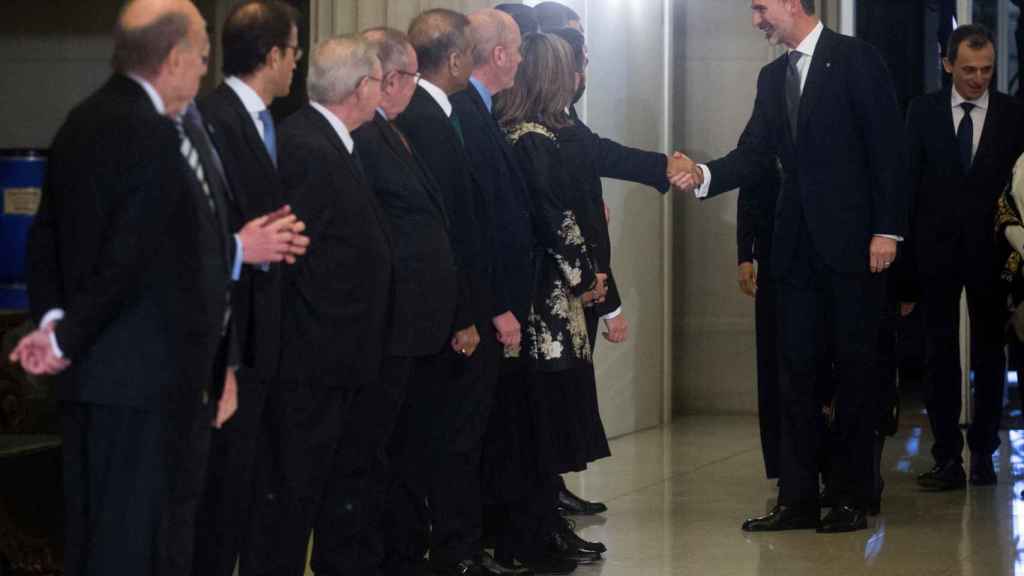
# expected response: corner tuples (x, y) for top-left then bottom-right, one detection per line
(942, 57), (954, 75)
(267, 45), (283, 69)
(494, 45), (506, 67)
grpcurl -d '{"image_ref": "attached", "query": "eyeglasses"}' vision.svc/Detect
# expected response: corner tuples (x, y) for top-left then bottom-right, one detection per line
(284, 44), (303, 61)
(363, 75), (384, 84)
(393, 70), (421, 82)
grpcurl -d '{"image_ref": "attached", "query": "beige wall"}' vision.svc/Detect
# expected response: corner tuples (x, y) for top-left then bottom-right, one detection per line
(671, 0), (784, 415)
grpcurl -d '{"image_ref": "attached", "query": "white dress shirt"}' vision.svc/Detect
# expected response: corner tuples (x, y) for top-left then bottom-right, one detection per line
(225, 76), (269, 140)
(310, 101), (355, 153)
(951, 87), (989, 162)
(418, 78), (453, 118)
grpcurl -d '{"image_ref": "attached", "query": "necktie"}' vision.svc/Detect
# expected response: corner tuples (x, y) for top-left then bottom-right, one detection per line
(257, 109), (277, 166)
(176, 119), (217, 216)
(786, 51), (803, 141)
(958, 102), (976, 172)
(450, 110), (465, 146)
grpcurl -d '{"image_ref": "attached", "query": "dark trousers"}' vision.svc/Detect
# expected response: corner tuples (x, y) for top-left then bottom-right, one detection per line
(384, 328), (499, 572)
(62, 393), (213, 576)
(776, 226), (884, 510)
(193, 369), (272, 576)
(920, 267), (1006, 465)
(309, 355), (417, 576)
(247, 378), (354, 576)
(754, 273), (781, 479)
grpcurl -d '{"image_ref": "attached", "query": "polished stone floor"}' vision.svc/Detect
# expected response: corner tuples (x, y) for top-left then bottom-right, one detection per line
(562, 409), (1024, 576)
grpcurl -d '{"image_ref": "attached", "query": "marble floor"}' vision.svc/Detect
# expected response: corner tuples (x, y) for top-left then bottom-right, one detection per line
(562, 409), (1024, 576)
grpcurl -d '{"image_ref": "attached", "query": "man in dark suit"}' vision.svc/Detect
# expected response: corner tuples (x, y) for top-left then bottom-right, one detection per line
(250, 35), (391, 576)
(672, 0), (907, 533)
(192, 2), (305, 575)
(305, 27), (473, 576)
(388, 9), (504, 576)
(905, 24), (1024, 491)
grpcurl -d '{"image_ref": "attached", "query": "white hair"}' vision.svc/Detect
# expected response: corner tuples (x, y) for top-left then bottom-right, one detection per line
(307, 34), (378, 105)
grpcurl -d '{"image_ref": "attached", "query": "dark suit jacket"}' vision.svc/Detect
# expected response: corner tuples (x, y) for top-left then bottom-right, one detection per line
(905, 87), (1024, 284)
(199, 82), (286, 379)
(451, 85), (535, 324)
(737, 165), (781, 274)
(353, 112), (459, 357)
(706, 27), (908, 275)
(276, 105), (393, 387)
(28, 74), (233, 409)
(396, 86), (490, 327)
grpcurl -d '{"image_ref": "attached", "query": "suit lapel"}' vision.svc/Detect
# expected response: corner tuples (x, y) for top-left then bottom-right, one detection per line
(973, 93), (999, 172)
(221, 85), (278, 182)
(797, 28), (835, 140)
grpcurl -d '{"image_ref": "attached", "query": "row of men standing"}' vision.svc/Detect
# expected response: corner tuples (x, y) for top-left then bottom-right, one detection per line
(10, 1), (686, 575)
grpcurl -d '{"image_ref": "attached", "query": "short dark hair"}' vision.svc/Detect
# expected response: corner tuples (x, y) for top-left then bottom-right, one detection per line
(535, 1), (579, 32)
(112, 11), (190, 76)
(549, 27), (584, 73)
(799, 0), (815, 15)
(495, 4), (539, 36)
(947, 24), (995, 63)
(222, 0), (300, 77)
(407, 9), (471, 75)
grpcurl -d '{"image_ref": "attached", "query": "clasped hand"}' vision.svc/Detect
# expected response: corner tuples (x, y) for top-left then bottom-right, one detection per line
(666, 151), (704, 193)
(239, 204), (311, 265)
(8, 322), (70, 376)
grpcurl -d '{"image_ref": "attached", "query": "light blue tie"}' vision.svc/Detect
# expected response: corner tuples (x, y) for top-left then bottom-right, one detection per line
(258, 109), (277, 166)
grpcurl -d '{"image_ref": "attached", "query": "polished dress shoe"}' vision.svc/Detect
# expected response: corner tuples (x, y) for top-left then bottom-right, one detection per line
(817, 505), (868, 533)
(476, 552), (534, 575)
(741, 505), (819, 532)
(558, 518), (606, 554)
(970, 455), (997, 486)
(548, 531), (602, 564)
(557, 487), (607, 515)
(916, 461), (966, 491)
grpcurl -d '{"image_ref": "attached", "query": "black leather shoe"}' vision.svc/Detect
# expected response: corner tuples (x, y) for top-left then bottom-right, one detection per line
(970, 455), (997, 486)
(917, 461), (966, 491)
(741, 505), (819, 532)
(817, 505), (868, 533)
(478, 552), (534, 575)
(558, 518), (606, 554)
(868, 477), (884, 517)
(548, 531), (602, 564)
(557, 487), (607, 515)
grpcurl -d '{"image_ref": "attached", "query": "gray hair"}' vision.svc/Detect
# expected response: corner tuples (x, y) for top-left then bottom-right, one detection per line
(469, 9), (514, 68)
(112, 10), (191, 76)
(307, 34), (379, 105)
(362, 27), (412, 74)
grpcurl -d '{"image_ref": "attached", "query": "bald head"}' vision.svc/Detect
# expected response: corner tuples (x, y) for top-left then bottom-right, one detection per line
(112, 0), (203, 77)
(469, 9), (517, 67)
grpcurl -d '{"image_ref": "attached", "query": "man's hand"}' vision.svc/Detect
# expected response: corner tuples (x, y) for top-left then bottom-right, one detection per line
(583, 273), (609, 306)
(492, 311), (521, 348)
(667, 152), (703, 192)
(738, 261), (757, 297)
(238, 205), (310, 265)
(9, 325), (69, 376)
(603, 201), (610, 223)
(869, 236), (898, 274)
(213, 368), (238, 429)
(602, 314), (629, 343)
(899, 302), (916, 317)
(452, 324), (481, 357)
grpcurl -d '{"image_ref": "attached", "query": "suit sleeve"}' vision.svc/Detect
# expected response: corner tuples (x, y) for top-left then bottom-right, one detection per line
(898, 99), (926, 301)
(27, 147), (65, 323)
(849, 43), (909, 238)
(515, 133), (596, 297)
(736, 184), (757, 264)
(43, 120), (184, 360)
(706, 68), (779, 198)
(591, 133), (670, 192)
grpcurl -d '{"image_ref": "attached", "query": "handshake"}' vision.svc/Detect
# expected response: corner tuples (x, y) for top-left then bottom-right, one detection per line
(666, 151), (704, 193)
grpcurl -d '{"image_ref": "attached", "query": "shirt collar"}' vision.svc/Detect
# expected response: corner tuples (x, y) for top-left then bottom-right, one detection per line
(951, 87), (990, 111)
(418, 78), (453, 117)
(310, 101), (355, 154)
(225, 76), (268, 113)
(127, 73), (166, 115)
(376, 107), (388, 121)
(469, 75), (493, 113)
(791, 20), (824, 59)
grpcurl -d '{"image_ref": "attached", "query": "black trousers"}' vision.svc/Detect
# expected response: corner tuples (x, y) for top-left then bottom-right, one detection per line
(754, 272), (781, 480)
(776, 226), (884, 510)
(920, 266), (1006, 465)
(246, 377), (354, 576)
(193, 369), (273, 576)
(62, 392), (213, 576)
(384, 326), (499, 572)
(308, 355), (418, 576)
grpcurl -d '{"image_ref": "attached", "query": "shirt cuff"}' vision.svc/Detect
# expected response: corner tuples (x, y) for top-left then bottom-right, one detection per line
(694, 164), (712, 199)
(601, 306), (623, 321)
(40, 308), (66, 359)
(874, 234), (904, 242)
(233, 235), (244, 281)
(48, 330), (65, 359)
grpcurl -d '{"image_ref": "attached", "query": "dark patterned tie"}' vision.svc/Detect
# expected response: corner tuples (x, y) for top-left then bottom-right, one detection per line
(958, 102), (976, 172)
(450, 109), (465, 146)
(786, 51), (803, 141)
